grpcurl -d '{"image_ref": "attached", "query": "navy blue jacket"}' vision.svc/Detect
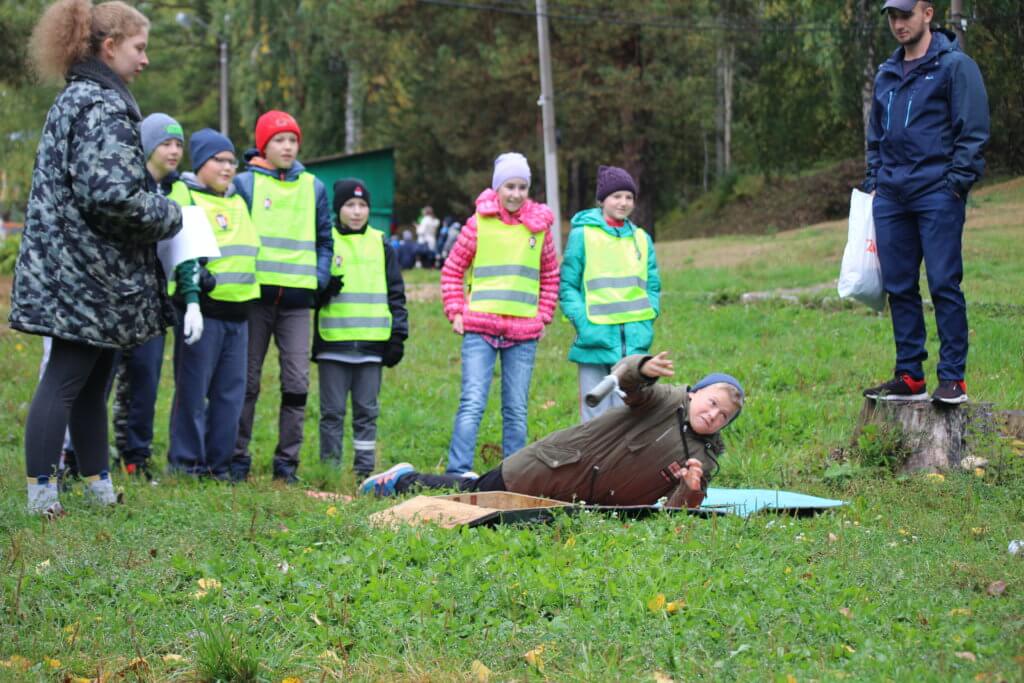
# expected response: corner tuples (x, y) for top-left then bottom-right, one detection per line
(864, 30), (989, 201)
(233, 154), (333, 308)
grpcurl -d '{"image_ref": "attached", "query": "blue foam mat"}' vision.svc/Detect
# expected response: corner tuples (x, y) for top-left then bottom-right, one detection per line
(700, 487), (847, 517)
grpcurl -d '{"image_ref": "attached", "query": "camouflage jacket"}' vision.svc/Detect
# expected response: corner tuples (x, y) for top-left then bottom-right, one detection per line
(9, 58), (182, 349)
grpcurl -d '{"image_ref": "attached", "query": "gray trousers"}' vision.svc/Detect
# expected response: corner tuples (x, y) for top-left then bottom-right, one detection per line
(318, 360), (381, 474)
(233, 303), (311, 478)
(578, 362), (624, 423)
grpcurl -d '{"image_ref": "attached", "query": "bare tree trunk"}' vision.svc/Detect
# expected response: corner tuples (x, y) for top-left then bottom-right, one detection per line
(344, 62), (365, 154)
(859, 0), (877, 153)
(715, 42), (735, 177)
(702, 131), (710, 193)
(949, 0), (966, 51)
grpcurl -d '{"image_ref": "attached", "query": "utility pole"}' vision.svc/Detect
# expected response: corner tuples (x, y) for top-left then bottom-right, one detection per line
(949, 0), (966, 50)
(219, 37), (229, 135)
(535, 0), (562, 255)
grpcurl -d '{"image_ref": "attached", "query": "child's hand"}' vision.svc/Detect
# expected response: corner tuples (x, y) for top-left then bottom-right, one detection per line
(452, 314), (464, 335)
(682, 458), (703, 492)
(640, 352), (674, 378)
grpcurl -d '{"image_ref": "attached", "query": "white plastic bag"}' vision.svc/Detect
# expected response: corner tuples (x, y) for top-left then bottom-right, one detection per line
(837, 189), (885, 311)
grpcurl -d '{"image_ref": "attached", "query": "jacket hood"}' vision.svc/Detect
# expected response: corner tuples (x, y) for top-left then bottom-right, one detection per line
(180, 171), (237, 197)
(882, 28), (957, 73)
(246, 156), (307, 181)
(569, 207), (637, 235)
(474, 188), (553, 233)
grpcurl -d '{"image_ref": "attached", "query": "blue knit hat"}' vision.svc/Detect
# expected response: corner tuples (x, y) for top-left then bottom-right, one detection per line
(691, 372), (745, 424)
(189, 128), (234, 173)
(141, 113), (183, 160)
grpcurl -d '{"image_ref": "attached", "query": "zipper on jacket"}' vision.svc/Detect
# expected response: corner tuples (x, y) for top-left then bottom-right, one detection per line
(904, 93), (914, 127)
(620, 326), (627, 357)
(885, 91), (894, 131)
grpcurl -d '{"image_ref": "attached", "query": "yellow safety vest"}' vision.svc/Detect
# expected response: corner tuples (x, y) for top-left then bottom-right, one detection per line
(169, 185), (260, 303)
(251, 172), (318, 289)
(167, 179), (191, 206)
(582, 225), (655, 324)
(165, 181), (193, 296)
(318, 227), (392, 342)
(467, 214), (542, 318)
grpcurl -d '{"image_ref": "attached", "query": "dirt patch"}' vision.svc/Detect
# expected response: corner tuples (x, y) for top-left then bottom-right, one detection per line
(664, 159), (865, 240)
(405, 281), (441, 303)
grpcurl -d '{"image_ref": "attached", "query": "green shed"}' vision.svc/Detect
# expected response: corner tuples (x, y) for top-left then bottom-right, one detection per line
(303, 148), (395, 234)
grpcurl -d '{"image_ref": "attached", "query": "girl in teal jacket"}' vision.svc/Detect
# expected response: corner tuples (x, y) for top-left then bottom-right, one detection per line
(559, 166), (661, 421)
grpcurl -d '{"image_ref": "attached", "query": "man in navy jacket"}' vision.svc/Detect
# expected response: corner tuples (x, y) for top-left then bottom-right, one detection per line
(862, 0), (989, 405)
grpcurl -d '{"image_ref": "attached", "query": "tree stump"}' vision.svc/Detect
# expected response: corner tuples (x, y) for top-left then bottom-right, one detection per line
(853, 399), (1001, 473)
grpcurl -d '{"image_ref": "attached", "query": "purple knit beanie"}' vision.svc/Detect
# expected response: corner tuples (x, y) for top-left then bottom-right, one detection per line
(595, 165), (638, 202)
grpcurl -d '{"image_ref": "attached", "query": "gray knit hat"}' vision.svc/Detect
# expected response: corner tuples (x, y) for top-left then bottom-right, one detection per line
(141, 113), (184, 160)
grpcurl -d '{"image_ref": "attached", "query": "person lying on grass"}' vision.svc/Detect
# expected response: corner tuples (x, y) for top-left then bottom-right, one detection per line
(361, 352), (743, 509)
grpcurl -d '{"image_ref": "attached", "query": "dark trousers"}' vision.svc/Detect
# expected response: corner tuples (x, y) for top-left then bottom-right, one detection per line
(112, 333), (165, 465)
(168, 317), (248, 478)
(318, 360), (382, 474)
(394, 466), (507, 495)
(233, 304), (310, 479)
(874, 190), (968, 380)
(25, 338), (116, 478)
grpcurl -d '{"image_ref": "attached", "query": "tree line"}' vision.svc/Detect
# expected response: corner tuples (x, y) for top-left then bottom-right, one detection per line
(2, 0), (1021, 232)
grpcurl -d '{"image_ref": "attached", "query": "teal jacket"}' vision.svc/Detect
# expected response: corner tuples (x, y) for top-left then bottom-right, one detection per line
(559, 208), (661, 365)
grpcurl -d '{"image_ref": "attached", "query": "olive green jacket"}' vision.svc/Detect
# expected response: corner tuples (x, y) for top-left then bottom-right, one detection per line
(501, 355), (724, 507)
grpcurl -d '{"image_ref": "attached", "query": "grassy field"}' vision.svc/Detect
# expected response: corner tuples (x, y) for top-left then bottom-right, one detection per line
(1, 180), (1023, 682)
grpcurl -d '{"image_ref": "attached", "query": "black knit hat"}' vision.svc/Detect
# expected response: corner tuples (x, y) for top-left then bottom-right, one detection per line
(332, 178), (371, 216)
(595, 165), (638, 202)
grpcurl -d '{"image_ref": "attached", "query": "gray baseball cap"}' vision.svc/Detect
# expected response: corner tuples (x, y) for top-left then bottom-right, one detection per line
(880, 0), (919, 12)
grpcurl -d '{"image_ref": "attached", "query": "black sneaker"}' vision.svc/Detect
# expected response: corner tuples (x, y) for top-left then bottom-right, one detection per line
(932, 380), (968, 404)
(863, 373), (928, 401)
(273, 472), (301, 485)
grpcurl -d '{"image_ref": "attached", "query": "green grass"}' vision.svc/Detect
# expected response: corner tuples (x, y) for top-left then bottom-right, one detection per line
(1, 181), (1023, 681)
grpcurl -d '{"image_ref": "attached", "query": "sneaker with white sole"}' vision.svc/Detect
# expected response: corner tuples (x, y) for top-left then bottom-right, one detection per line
(359, 462), (415, 497)
(84, 472), (121, 506)
(932, 380), (968, 404)
(27, 478), (64, 517)
(863, 373), (928, 401)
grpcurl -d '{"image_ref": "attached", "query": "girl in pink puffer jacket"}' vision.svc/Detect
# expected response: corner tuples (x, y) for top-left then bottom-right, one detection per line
(440, 152), (559, 474)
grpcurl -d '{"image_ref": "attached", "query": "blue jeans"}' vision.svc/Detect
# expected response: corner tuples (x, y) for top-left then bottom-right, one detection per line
(874, 190), (967, 381)
(117, 334), (165, 462)
(168, 317), (248, 478)
(446, 333), (538, 475)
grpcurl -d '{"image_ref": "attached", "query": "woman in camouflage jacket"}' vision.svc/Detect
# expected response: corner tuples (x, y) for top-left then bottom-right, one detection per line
(11, 0), (181, 516)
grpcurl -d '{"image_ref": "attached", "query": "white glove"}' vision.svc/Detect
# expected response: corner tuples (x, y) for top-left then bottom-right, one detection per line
(183, 302), (204, 345)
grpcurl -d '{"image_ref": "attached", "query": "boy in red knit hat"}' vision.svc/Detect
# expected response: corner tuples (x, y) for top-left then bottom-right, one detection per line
(231, 110), (334, 483)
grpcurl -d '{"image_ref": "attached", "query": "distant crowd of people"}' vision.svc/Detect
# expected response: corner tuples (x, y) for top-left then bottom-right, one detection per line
(391, 207), (463, 270)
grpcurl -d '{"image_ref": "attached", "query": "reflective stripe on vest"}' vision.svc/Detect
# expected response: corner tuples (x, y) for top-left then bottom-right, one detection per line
(318, 227), (392, 342)
(467, 214), (542, 318)
(582, 225), (655, 324)
(251, 172), (318, 289)
(191, 191), (261, 303)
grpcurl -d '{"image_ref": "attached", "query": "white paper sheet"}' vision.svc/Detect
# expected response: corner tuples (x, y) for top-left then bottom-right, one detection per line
(157, 206), (221, 280)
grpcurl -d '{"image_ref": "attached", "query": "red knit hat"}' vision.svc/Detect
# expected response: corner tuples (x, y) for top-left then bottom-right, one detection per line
(254, 110), (302, 155)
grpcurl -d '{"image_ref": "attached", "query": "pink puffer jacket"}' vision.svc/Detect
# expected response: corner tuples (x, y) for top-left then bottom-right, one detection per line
(441, 188), (559, 341)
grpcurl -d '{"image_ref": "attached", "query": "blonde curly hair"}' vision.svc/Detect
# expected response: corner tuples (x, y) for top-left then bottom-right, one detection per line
(29, 0), (149, 81)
